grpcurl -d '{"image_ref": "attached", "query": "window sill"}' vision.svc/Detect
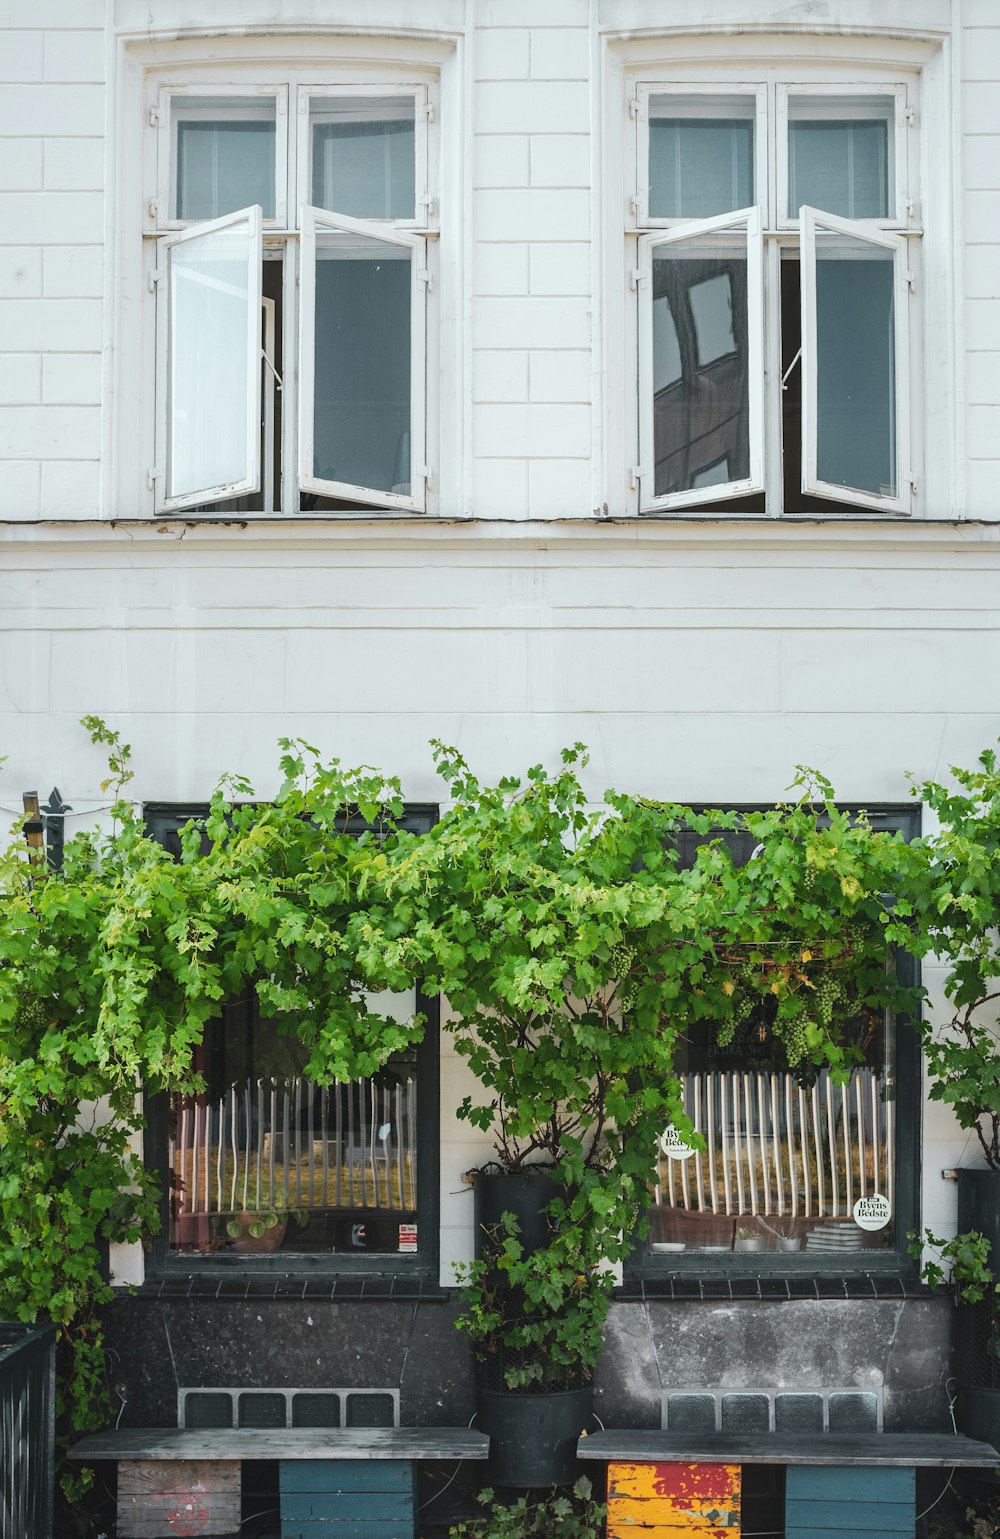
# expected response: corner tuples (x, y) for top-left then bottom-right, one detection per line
(127, 1274), (451, 1302)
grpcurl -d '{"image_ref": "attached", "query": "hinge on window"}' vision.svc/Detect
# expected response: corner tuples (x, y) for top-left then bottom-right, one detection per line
(630, 465), (643, 489)
(629, 194), (640, 220)
(421, 102), (435, 124)
(908, 474), (919, 496)
(417, 194), (436, 221)
(904, 270), (916, 292)
(418, 465), (433, 491)
(148, 105), (159, 127)
(630, 267), (647, 291)
(146, 468), (162, 490)
(417, 268), (433, 291)
(628, 97), (639, 120)
(148, 198), (159, 221)
(147, 268), (162, 293)
(905, 105), (916, 126)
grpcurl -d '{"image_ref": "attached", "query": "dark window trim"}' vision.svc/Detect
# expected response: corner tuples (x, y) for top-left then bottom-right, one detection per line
(141, 800), (441, 1283)
(625, 802), (921, 1285)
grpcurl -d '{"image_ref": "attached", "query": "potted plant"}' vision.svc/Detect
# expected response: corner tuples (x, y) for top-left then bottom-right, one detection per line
(733, 1225), (766, 1254)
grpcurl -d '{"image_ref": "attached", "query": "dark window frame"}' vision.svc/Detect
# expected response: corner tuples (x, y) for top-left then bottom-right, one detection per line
(142, 801), (440, 1283)
(626, 802), (921, 1284)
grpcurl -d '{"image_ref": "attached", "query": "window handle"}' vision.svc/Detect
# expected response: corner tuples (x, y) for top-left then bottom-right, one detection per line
(261, 349), (282, 391)
(781, 347), (801, 391)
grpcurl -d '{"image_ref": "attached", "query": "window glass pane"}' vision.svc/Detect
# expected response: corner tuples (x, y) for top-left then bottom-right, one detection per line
(651, 233), (749, 497)
(174, 97), (276, 220)
(313, 231), (411, 496)
(167, 217), (253, 502)
(649, 95), (754, 218)
(169, 996), (419, 1256)
(788, 97), (892, 219)
(815, 237), (896, 497)
(311, 96), (416, 220)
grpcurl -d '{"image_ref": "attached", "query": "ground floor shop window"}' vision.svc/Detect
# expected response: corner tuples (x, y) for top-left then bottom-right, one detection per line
(633, 805), (920, 1277)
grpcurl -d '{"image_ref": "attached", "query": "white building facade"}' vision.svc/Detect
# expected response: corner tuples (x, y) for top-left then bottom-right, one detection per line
(2, 0), (999, 1445)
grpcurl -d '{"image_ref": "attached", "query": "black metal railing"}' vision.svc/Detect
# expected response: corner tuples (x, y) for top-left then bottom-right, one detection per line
(0, 1322), (56, 1539)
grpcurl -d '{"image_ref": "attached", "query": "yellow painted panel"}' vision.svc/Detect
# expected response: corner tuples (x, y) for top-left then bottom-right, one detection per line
(608, 1497), (741, 1528)
(608, 1461), (741, 1513)
(608, 1522), (740, 1539)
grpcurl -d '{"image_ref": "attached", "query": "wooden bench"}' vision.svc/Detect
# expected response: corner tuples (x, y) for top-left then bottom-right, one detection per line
(70, 1426), (490, 1539)
(576, 1430), (1000, 1539)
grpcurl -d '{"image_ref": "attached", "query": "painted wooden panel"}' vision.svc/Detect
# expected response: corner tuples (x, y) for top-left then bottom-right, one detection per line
(279, 1459), (415, 1493)
(117, 1460), (240, 1539)
(786, 1465), (915, 1539)
(607, 1461), (741, 1536)
(279, 1459), (415, 1539)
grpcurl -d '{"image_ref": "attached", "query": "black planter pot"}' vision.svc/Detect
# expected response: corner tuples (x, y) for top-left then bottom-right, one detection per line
(473, 1171), (563, 1261)
(475, 1385), (594, 1488)
(954, 1170), (1000, 1446)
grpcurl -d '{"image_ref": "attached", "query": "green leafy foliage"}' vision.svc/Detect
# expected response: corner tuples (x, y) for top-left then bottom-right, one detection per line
(447, 1477), (605, 1539)
(908, 1228), (1000, 1305)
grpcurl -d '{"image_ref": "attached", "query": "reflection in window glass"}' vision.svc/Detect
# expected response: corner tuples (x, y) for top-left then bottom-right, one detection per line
(169, 998), (418, 1256)
(651, 238), (749, 497)
(815, 240), (896, 497)
(313, 234), (411, 495)
(167, 219), (252, 501)
(311, 96), (416, 220)
(788, 99), (892, 220)
(689, 273), (737, 366)
(649, 98), (754, 219)
(175, 98), (276, 220)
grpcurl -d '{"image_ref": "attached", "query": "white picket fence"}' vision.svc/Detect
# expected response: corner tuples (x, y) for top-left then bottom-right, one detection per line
(656, 1068), (892, 1218)
(170, 1074), (418, 1217)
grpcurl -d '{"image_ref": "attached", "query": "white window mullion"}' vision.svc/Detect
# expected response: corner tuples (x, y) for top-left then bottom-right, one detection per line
(298, 205), (426, 513)
(800, 205), (910, 514)
(637, 205), (764, 513)
(155, 204), (263, 514)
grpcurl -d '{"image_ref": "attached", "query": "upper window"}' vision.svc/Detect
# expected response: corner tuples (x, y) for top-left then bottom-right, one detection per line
(631, 75), (917, 517)
(147, 75), (436, 517)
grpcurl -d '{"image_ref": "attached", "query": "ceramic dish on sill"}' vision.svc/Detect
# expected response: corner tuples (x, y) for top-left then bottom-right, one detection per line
(651, 1242), (686, 1253)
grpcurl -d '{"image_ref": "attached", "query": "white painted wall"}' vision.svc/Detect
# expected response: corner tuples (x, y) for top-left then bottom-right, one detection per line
(0, 0), (997, 1284)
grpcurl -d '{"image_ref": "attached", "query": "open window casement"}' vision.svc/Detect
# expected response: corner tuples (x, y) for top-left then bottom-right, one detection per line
(298, 206), (427, 513)
(155, 205), (263, 514)
(637, 206), (764, 512)
(799, 206), (911, 514)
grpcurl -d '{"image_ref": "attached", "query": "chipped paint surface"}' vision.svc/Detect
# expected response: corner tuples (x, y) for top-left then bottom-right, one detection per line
(607, 1461), (741, 1535)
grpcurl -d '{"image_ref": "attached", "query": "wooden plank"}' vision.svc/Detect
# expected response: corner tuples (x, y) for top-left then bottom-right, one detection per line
(117, 1460), (239, 1496)
(72, 1427), (489, 1461)
(280, 1491), (413, 1522)
(785, 1498), (913, 1531)
(280, 1459), (414, 1494)
(608, 1526), (739, 1539)
(117, 1460), (240, 1539)
(577, 1431), (1000, 1467)
(608, 1498), (741, 1528)
(609, 1461), (741, 1508)
(280, 1523), (413, 1539)
(785, 1531), (902, 1539)
(786, 1467), (915, 1502)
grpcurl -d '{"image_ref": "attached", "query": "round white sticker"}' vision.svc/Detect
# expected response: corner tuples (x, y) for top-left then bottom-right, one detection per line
(853, 1193), (892, 1231)
(660, 1125), (696, 1161)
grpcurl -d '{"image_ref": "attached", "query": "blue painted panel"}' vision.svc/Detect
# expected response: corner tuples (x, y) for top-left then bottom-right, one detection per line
(280, 1460), (414, 1494)
(280, 1523), (413, 1539)
(786, 1465), (915, 1503)
(785, 1531), (910, 1539)
(786, 1497), (913, 1531)
(281, 1492), (413, 1523)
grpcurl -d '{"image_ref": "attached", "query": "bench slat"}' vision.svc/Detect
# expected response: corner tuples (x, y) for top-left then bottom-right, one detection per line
(577, 1431), (1000, 1468)
(71, 1428), (489, 1462)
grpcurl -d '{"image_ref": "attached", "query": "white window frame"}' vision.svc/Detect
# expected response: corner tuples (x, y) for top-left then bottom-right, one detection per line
(154, 83), (289, 231)
(295, 83), (432, 232)
(799, 205), (911, 515)
(153, 204), (263, 515)
(776, 83), (909, 230)
(298, 205), (427, 514)
(637, 206), (764, 513)
(635, 84), (768, 230)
